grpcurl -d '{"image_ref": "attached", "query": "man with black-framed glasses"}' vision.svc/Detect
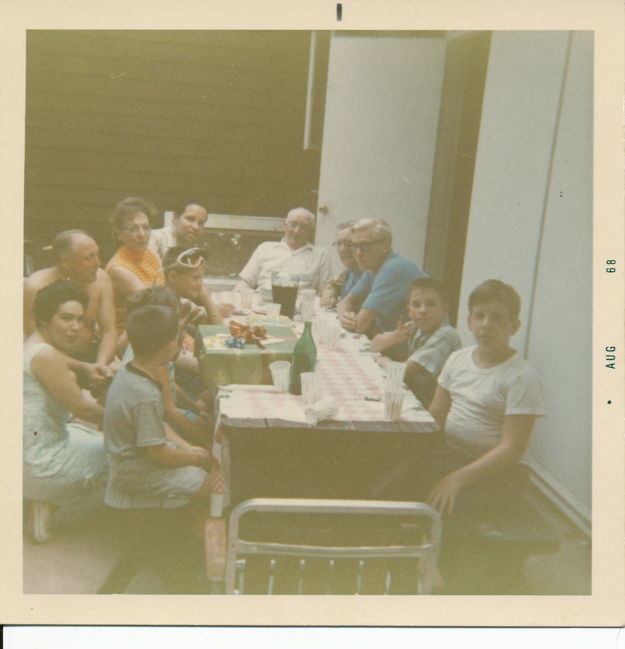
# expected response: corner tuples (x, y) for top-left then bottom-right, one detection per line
(337, 218), (427, 337)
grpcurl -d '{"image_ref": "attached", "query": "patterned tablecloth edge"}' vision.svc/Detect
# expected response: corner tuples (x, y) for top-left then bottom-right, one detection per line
(221, 414), (439, 434)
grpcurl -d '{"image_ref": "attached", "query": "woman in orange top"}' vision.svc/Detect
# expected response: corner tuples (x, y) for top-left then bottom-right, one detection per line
(105, 196), (165, 332)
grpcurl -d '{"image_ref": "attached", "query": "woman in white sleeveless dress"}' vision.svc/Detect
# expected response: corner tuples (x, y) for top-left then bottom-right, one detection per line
(24, 280), (107, 541)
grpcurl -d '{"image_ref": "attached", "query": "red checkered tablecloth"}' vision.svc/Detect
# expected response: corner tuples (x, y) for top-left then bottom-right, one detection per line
(218, 344), (436, 428)
(316, 348), (383, 401)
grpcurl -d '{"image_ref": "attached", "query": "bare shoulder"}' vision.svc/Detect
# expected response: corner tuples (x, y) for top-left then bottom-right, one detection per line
(92, 268), (113, 290)
(24, 267), (56, 292)
(107, 263), (145, 292)
(29, 342), (64, 369)
(107, 264), (135, 281)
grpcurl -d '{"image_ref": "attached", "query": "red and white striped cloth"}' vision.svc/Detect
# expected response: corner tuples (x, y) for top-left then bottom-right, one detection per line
(218, 344), (435, 426)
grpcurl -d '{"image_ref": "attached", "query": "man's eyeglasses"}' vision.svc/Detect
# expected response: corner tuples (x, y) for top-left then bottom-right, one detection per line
(121, 224), (151, 235)
(175, 247), (208, 268)
(332, 240), (351, 250)
(346, 239), (386, 252)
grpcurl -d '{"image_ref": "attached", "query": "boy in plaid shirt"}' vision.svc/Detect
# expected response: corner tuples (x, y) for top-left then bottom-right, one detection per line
(371, 277), (461, 406)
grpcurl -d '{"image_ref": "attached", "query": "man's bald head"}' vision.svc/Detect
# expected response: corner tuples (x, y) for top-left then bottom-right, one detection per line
(284, 207), (315, 250)
(52, 230), (93, 262)
(286, 207), (315, 226)
(53, 230), (101, 286)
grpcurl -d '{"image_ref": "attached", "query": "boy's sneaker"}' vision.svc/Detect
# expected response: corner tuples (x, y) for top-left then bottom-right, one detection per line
(25, 501), (52, 543)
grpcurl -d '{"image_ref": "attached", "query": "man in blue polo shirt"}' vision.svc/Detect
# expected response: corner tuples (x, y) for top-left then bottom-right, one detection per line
(337, 218), (427, 337)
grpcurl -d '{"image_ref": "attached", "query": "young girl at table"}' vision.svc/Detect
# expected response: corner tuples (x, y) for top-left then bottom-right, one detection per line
(370, 277), (462, 407)
(423, 279), (545, 592)
(104, 304), (214, 512)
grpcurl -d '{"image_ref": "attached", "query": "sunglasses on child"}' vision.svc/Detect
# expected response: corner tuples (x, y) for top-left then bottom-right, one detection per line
(175, 247), (208, 268)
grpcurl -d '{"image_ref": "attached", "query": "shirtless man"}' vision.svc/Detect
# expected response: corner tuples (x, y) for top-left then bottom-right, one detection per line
(24, 230), (117, 366)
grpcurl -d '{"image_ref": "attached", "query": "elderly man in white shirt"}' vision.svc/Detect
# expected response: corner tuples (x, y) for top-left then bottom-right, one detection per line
(235, 207), (332, 302)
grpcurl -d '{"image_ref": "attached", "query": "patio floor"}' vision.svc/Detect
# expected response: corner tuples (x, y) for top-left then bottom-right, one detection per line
(23, 494), (591, 596)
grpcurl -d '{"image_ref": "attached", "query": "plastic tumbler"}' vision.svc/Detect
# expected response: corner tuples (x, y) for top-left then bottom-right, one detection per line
(384, 388), (405, 421)
(264, 302), (282, 320)
(300, 372), (321, 406)
(385, 361), (405, 390)
(269, 360), (291, 392)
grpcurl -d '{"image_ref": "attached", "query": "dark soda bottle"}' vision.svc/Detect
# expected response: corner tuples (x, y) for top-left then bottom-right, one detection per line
(191, 325), (206, 358)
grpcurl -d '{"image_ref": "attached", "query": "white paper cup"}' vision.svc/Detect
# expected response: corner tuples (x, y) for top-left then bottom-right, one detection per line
(239, 287), (253, 310)
(311, 316), (321, 343)
(299, 288), (316, 321)
(264, 302), (281, 318)
(300, 372), (321, 406)
(385, 361), (405, 390)
(269, 360), (291, 392)
(325, 324), (341, 349)
(384, 389), (405, 421)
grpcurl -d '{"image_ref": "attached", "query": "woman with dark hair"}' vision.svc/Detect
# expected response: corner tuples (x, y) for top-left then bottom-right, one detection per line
(24, 280), (107, 541)
(105, 196), (165, 333)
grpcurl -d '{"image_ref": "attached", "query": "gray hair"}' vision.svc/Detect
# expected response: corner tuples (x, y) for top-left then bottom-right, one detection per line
(337, 219), (357, 231)
(51, 229), (91, 262)
(286, 207), (315, 226)
(350, 218), (392, 243)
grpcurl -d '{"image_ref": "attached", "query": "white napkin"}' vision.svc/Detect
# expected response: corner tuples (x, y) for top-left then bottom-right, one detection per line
(304, 396), (339, 425)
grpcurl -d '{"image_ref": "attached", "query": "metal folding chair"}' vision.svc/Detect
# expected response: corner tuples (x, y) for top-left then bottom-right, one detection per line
(225, 498), (441, 595)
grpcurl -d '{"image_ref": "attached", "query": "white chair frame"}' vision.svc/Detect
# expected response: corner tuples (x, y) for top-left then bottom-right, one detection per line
(225, 498), (442, 595)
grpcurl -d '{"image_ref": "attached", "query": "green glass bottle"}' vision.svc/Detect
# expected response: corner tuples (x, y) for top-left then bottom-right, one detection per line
(289, 320), (317, 395)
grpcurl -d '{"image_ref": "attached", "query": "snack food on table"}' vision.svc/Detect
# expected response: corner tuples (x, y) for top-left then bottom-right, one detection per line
(227, 321), (268, 349)
(203, 335), (227, 350)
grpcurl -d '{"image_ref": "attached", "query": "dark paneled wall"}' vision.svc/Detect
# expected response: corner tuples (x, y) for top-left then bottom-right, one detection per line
(25, 30), (327, 262)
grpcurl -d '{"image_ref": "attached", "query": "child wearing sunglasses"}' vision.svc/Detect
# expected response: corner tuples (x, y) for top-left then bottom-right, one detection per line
(162, 246), (227, 399)
(163, 247), (223, 326)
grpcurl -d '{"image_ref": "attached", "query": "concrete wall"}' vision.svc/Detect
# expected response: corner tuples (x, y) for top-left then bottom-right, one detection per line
(456, 31), (593, 521)
(316, 34), (446, 272)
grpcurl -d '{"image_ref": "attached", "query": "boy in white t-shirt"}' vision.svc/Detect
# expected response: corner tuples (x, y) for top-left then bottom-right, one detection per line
(423, 279), (545, 593)
(370, 278), (462, 406)
(426, 279), (545, 516)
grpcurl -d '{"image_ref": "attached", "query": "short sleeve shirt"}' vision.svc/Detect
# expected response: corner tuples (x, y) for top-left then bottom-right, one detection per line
(122, 344), (177, 405)
(239, 239), (333, 301)
(349, 251), (428, 331)
(103, 362), (207, 509)
(438, 346), (546, 459)
(103, 363), (167, 476)
(340, 268), (364, 299)
(148, 226), (177, 263)
(408, 324), (463, 378)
